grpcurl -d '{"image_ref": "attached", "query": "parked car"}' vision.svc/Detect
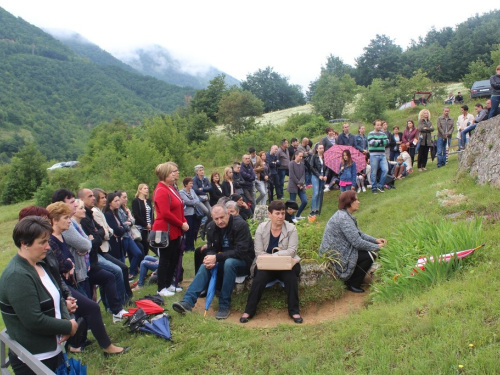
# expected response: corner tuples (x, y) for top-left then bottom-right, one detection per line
(470, 80), (492, 98)
(47, 161), (80, 170)
(328, 118), (349, 123)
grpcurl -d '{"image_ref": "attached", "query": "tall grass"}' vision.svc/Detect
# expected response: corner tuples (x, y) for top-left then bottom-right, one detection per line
(372, 217), (484, 302)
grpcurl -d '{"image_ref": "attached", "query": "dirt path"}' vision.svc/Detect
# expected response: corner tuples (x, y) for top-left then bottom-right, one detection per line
(189, 288), (368, 328)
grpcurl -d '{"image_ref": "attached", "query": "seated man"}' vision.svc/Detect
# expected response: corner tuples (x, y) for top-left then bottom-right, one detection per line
(444, 92), (455, 104)
(285, 200), (298, 224)
(173, 205), (254, 320)
(460, 100), (490, 149)
(240, 201), (302, 324)
(230, 194), (252, 220)
(454, 92), (464, 104)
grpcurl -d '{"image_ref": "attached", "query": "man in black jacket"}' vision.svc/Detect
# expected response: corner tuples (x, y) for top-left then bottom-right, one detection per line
(173, 205), (254, 320)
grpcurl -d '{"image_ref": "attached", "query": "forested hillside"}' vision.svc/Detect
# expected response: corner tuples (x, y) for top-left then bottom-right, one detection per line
(0, 7), (194, 162)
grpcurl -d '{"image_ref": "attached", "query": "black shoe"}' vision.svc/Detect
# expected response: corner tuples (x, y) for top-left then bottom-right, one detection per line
(215, 308), (230, 320)
(239, 314), (253, 323)
(346, 285), (365, 293)
(372, 190), (377, 194)
(377, 187), (385, 193)
(172, 301), (192, 314)
(103, 346), (131, 358)
(199, 290), (207, 298)
(290, 315), (303, 324)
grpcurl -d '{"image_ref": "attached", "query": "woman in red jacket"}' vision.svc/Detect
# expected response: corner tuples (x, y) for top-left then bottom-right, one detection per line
(153, 162), (189, 297)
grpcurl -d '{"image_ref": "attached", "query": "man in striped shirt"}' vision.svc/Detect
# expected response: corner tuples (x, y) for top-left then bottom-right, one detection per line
(368, 120), (389, 194)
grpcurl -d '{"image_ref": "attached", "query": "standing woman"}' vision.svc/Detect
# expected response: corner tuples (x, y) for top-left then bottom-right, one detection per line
(132, 184), (154, 256)
(209, 172), (224, 207)
(338, 149), (357, 193)
(221, 167), (235, 197)
(0, 216), (78, 373)
(287, 150), (308, 220)
(309, 143), (327, 216)
(402, 120), (419, 167)
(417, 109), (434, 171)
(179, 177), (202, 252)
(257, 151), (269, 205)
(153, 162), (189, 297)
(389, 126), (403, 161)
(354, 125), (369, 155)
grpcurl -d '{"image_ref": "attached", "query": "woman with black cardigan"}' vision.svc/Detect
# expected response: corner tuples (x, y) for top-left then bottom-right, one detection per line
(132, 184), (154, 256)
(209, 172), (224, 206)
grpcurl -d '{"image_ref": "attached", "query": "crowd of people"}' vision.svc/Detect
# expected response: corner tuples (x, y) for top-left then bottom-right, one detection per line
(1, 69), (499, 372)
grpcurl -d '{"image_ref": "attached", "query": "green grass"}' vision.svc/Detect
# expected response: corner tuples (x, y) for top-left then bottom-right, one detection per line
(1, 152), (500, 374)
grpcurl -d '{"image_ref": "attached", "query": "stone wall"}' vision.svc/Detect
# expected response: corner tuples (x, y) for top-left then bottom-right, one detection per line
(458, 115), (500, 187)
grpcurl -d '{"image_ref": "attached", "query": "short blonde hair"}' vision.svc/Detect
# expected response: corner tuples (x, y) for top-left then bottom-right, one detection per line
(46, 201), (72, 222)
(155, 162), (178, 181)
(418, 109), (431, 121)
(74, 199), (85, 210)
(135, 183), (148, 198)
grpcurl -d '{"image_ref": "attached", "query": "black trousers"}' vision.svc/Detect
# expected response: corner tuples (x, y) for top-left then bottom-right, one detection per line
(244, 263), (301, 316)
(409, 146), (416, 167)
(347, 251), (375, 288)
(268, 174), (279, 202)
(417, 145), (430, 169)
(157, 237), (181, 292)
(69, 286), (112, 349)
(194, 246), (207, 275)
(9, 351), (62, 375)
(88, 268), (122, 314)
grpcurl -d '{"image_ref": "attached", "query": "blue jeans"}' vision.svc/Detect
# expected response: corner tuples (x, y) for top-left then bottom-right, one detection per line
(305, 170), (312, 186)
(311, 175), (325, 211)
(182, 258), (247, 310)
(460, 124), (476, 148)
(138, 255), (158, 287)
(370, 154), (388, 191)
(277, 169), (287, 199)
(389, 150), (400, 162)
(340, 185), (353, 192)
(122, 236), (143, 276)
(289, 189), (308, 217)
(488, 95), (500, 119)
(97, 254), (127, 304)
(436, 137), (451, 166)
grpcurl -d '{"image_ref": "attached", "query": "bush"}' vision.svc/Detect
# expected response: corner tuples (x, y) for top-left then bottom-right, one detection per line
(34, 168), (82, 207)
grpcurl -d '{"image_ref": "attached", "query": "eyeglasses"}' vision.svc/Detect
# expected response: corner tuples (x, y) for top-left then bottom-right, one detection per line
(173, 170), (179, 173)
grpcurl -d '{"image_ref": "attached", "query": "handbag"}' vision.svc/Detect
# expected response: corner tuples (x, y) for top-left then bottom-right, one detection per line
(131, 225), (142, 240)
(256, 247), (294, 270)
(149, 189), (170, 248)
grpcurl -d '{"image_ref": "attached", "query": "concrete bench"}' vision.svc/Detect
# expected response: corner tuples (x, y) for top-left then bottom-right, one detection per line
(0, 329), (53, 375)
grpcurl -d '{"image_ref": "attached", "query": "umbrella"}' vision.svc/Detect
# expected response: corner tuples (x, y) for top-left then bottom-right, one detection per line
(123, 299), (164, 317)
(138, 313), (172, 341)
(56, 351), (87, 375)
(204, 263), (218, 317)
(414, 244), (485, 272)
(324, 145), (366, 174)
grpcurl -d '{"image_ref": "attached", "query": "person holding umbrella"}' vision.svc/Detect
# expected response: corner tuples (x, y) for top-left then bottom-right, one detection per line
(240, 200), (302, 324)
(172, 205), (254, 320)
(338, 149), (357, 193)
(319, 191), (387, 293)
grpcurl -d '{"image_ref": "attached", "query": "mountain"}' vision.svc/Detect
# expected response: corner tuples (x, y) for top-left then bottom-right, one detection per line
(115, 44), (241, 89)
(0, 7), (194, 162)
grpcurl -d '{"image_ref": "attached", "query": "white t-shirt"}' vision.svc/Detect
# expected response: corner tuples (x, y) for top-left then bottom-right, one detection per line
(456, 114), (475, 139)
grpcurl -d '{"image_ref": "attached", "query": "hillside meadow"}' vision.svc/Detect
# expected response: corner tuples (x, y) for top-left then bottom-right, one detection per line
(0, 140), (499, 373)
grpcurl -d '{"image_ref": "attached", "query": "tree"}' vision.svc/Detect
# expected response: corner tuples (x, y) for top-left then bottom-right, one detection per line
(354, 79), (393, 122)
(190, 74), (227, 122)
(217, 89), (264, 136)
(307, 55), (354, 101)
(354, 35), (403, 86)
(1, 143), (47, 204)
(395, 69), (434, 106)
(241, 67), (305, 112)
(186, 112), (216, 144)
(311, 73), (357, 119)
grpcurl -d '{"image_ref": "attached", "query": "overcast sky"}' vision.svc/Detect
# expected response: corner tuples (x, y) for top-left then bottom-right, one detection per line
(1, 1), (498, 90)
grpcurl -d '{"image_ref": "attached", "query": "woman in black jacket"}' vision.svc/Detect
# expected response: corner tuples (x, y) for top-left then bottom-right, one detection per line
(309, 143), (327, 216)
(132, 184), (154, 256)
(209, 172), (224, 206)
(389, 126), (403, 161)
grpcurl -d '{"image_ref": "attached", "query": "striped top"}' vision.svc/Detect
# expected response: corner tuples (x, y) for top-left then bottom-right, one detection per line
(367, 130), (389, 155)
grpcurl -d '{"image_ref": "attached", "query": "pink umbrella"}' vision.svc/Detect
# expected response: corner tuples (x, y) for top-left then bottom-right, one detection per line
(324, 144), (366, 174)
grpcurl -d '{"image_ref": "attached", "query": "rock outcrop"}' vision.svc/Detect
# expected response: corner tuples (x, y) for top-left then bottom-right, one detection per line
(458, 115), (500, 187)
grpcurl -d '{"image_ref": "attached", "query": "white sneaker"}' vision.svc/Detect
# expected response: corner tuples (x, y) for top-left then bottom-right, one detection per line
(166, 285), (183, 293)
(362, 187), (366, 192)
(367, 185), (372, 189)
(158, 288), (175, 297)
(292, 218), (298, 223)
(112, 309), (129, 322)
(357, 188), (361, 193)
(323, 186), (330, 192)
(295, 216), (305, 220)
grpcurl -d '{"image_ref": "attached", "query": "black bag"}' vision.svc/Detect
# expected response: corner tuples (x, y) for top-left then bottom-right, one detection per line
(140, 294), (165, 306)
(125, 308), (148, 332)
(149, 229), (169, 248)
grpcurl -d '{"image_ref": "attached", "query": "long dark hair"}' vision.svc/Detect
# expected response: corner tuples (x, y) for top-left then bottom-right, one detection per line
(341, 149), (353, 167)
(104, 192), (121, 214)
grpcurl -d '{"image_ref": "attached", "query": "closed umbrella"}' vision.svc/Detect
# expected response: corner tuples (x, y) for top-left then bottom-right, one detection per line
(56, 350), (87, 375)
(204, 263), (218, 317)
(414, 244), (485, 272)
(324, 145), (366, 174)
(138, 314), (172, 341)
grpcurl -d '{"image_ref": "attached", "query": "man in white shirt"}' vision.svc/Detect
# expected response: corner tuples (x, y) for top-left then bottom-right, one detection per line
(457, 105), (475, 150)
